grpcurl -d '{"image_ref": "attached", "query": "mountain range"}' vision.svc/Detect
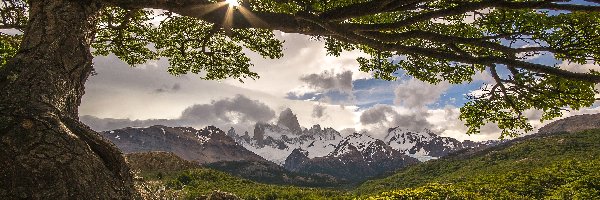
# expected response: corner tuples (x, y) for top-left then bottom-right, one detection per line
(100, 108), (499, 184)
(101, 125), (264, 164)
(111, 113), (600, 199)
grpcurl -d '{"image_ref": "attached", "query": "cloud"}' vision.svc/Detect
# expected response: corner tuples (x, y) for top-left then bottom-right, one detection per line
(181, 95), (276, 124)
(287, 70), (356, 105)
(299, 70), (353, 94)
(391, 112), (433, 132)
(82, 94), (276, 132)
(312, 104), (325, 118)
(360, 105), (396, 125)
(154, 83), (181, 93)
(359, 104), (434, 138)
(559, 61), (600, 73)
(394, 79), (450, 108)
(355, 77), (452, 138)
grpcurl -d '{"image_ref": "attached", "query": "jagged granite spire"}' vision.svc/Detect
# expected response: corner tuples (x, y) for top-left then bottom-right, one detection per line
(277, 108), (302, 134)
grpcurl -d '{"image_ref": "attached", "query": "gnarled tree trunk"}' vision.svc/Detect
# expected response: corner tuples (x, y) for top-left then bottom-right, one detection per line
(0, 0), (138, 198)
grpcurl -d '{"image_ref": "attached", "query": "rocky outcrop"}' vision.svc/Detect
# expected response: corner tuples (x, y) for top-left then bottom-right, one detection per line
(276, 108), (302, 134)
(283, 148), (310, 172)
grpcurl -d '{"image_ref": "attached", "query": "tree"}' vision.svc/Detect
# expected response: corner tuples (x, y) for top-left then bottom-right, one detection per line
(1, 0), (600, 198)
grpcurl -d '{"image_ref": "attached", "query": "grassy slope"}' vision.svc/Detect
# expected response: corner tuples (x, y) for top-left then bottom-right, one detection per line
(144, 168), (355, 200)
(356, 129), (600, 199)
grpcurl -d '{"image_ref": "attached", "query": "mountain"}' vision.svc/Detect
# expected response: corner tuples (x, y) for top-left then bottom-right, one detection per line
(230, 109), (498, 166)
(356, 126), (600, 199)
(100, 125), (264, 164)
(384, 127), (499, 161)
(232, 122), (345, 165)
(277, 108), (302, 134)
(285, 132), (420, 182)
(101, 125), (342, 186)
(226, 108), (499, 183)
(538, 113), (600, 134)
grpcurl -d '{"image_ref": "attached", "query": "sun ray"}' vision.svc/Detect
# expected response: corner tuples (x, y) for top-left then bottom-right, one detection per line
(226, 0), (240, 7)
(236, 6), (269, 28)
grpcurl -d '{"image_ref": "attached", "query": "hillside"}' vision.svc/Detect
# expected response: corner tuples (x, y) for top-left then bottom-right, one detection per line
(125, 151), (199, 178)
(204, 160), (342, 187)
(356, 129), (600, 199)
(133, 162), (353, 199)
(101, 125), (265, 164)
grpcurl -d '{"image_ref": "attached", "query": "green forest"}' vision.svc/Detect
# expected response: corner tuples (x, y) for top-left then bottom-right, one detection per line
(135, 129), (600, 199)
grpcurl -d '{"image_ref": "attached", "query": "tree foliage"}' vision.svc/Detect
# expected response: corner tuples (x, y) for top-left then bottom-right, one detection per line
(2, 0), (600, 137)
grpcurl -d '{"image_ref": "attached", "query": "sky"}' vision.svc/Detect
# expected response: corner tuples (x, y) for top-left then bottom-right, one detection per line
(77, 31), (600, 142)
(0, 1), (594, 142)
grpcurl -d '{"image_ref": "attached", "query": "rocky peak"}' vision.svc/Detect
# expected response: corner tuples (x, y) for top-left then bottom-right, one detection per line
(227, 127), (236, 138)
(277, 108), (302, 134)
(283, 148), (310, 172)
(306, 124), (322, 135)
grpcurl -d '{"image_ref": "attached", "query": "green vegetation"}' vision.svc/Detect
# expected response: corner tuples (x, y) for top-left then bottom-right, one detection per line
(141, 168), (354, 200)
(358, 129), (600, 199)
(134, 129), (600, 199)
(0, 33), (20, 68)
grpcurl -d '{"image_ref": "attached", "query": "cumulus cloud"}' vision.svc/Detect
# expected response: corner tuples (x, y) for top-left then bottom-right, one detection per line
(82, 94), (276, 132)
(299, 70), (353, 94)
(312, 104), (326, 118)
(181, 95), (276, 124)
(360, 105), (396, 125)
(559, 61), (600, 73)
(394, 79), (450, 108)
(359, 104), (434, 138)
(356, 78), (464, 138)
(427, 106), (501, 141)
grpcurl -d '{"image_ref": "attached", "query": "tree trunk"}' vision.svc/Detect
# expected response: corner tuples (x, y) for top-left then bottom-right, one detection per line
(0, 0), (138, 198)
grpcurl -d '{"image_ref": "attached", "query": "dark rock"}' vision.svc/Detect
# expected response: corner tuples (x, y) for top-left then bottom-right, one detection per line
(284, 148), (310, 172)
(276, 108), (302, 134)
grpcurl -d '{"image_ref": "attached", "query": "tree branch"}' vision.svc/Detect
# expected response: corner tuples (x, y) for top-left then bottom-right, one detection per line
(319, 0), (429, 21)
(104, 0), (331, 35)
(341, 1), (600, 31)
(490, 65), (521, 116)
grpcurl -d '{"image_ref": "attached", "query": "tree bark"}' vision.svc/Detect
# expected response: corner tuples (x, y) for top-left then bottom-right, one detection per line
(0, 0), (138, 198)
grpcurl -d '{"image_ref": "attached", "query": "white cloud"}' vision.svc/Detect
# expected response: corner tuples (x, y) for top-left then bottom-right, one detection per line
(394, 79), (450, 108)
(559, 61), (600, 73)
(223, 32), (370, 97)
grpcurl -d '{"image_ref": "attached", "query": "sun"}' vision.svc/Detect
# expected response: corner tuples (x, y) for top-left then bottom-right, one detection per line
(226, 0), (240, 7)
